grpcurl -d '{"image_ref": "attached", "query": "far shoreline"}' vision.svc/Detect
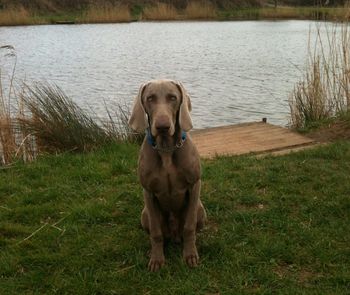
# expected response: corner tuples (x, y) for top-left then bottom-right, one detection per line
(0, 6), (349, 27)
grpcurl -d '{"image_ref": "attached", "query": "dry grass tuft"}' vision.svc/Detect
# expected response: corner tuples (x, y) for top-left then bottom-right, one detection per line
(289, 24), (350, 129)
(184, 1), (216, 19)
(0, 6), (33, 26)
(80, 4), (131, 23)
(142, 2), (178, 20)
(102, 102), (144, 144)
(0, 80), (141, 165)
(19, 83), (128, 153)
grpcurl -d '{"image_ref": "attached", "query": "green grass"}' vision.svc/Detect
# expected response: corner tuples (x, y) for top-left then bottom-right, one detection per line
(1, 141), (350, 294)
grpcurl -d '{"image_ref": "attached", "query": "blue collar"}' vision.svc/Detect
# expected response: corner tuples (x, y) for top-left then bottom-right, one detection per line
(146, 129), (155, 146)
(146, 129), (186, 148)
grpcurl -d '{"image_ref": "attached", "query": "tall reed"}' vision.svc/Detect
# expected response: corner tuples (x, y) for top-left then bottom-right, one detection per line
(0, 6), (33, 26)
(184, 1), (217, 19)
(142, 3), (178, 20)
(0, 45), (18, 165)
(289, 24), (350, 129)
(80, 4), (131, 23)
(0, 84), (17, 164)
(259, 6), (350, 21)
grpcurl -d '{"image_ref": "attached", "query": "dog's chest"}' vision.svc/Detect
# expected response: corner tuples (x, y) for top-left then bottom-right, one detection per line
(145, 164), (189, 211)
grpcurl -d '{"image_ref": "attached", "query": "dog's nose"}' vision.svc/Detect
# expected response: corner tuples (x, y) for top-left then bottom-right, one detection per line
(156, 123), (170, 133)
(155, 116), (170, 133)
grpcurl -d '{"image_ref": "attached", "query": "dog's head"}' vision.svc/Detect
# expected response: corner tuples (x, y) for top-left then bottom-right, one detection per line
(128, 79), (193, 137)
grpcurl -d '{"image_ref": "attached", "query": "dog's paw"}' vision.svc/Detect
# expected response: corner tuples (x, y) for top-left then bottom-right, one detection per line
(183, 247), (199, 268)
(148, 256), (165, 272)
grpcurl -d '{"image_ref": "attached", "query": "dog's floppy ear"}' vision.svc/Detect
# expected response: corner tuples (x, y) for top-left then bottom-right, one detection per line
(128, 83), (148, 132)
(174, 81), (193, 131)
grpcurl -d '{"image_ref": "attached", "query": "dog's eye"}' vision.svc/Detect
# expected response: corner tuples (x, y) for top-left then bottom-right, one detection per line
(168, 95), (177, 101)
(146, 95), (154, 102)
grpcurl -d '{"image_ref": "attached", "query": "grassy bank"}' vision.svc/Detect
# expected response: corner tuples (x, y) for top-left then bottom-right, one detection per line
(0, 141), (349, 293)
(0, 5), (349, 26)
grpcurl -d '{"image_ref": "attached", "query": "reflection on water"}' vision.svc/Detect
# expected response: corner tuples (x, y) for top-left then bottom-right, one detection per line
(0, 21), (328, 127)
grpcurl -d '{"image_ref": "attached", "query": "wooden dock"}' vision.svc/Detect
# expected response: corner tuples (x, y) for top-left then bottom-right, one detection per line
(191, 122), (316, 158)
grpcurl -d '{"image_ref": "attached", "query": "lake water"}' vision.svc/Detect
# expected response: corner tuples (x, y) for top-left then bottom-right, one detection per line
(0, 20), (329, 128)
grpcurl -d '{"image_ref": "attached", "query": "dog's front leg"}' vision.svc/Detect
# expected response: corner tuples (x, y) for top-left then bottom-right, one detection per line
(143, 189), (165, 272)
(183, 180), (201, 267)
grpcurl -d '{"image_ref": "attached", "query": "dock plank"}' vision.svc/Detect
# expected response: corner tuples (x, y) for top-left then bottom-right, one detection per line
(190, 122), (315, 158)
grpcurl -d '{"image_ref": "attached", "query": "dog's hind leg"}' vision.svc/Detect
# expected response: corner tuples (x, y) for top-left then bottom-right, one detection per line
(196, 200), (207, 231)
(182, 180), (201, 268)
(141, 207), (150, 233)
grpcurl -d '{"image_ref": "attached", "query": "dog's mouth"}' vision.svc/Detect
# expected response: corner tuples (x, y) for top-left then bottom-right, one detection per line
(155, 133), (174, 150)
(156, 128), (171, 137)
